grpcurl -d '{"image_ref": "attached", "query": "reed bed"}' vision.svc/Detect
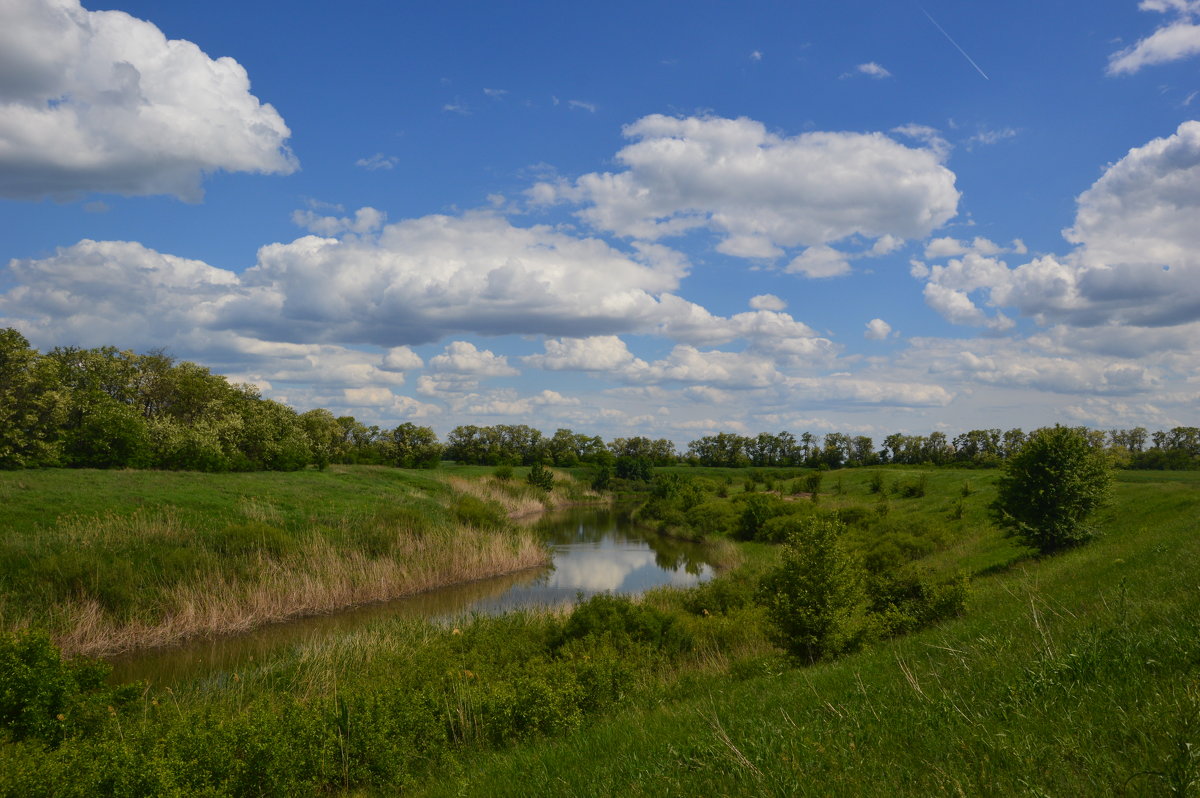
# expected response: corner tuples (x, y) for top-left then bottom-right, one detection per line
(52, 525), (547, 657)
(0, 468), (552, 657)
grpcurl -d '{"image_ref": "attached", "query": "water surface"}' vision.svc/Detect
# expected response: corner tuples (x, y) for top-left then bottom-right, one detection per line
(108, 504), (715, 684)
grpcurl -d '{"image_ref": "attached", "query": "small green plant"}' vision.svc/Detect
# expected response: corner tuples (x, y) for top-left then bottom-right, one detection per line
(526, 462), (554, 492)
(961, 479), (974, 497)
(868, 472), (884, 494)
(493, 464), (514, 481)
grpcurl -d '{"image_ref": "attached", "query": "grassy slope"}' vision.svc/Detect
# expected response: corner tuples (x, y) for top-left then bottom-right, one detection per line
(0, 465), (585, 655)
(414, 470), (1200, 797)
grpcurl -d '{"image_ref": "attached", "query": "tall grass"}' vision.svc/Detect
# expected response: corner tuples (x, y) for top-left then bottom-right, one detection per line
(0, 467), (557, 656)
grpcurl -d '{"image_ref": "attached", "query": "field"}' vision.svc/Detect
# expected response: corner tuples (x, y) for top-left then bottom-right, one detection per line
(0, 466), (1196, 796)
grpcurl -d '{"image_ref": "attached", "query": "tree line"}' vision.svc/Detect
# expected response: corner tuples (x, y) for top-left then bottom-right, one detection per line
(2, 329), (1196, 471)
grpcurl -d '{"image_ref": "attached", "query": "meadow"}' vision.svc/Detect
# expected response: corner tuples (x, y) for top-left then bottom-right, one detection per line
(0, 465), (1196, 796)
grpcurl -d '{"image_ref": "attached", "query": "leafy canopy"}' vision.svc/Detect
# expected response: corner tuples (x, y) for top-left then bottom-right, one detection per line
(990, 425), (1113, 553)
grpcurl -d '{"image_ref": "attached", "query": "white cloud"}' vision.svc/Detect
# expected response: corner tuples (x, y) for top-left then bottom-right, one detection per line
(531, 114), (959, 259)
(568, 100), (596, 113)
(355, 154), (399, 171)
(429, 341), (519, 377)
(626, 346), (784, 389)
(1108, 1), (1200, 74)
(964, 127), (1018, 148)
(523, 336), (637, 371)
(382, 346), (423, 371)
(291, 207), (387, 236)
(850, 62), (892, 79)
(864, 318), (892, 340)
(902, 337), (1163, 397)
(237, 211), (688, 346)
(749, 50), (763, 61)
(786, 245), (852, 278)
(891, 124), (951, 160)
(0, 0), (295, 200)
(749, 294), (787, 311)
(977, 121), (1200, 331)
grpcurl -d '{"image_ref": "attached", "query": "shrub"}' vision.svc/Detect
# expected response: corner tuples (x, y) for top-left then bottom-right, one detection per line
(0, 629), (137, 746)
(868, 471), (885, 494)
(493, 464), (514, 481)
(758, 516), (865, 663)
(526, 462), (554, 492)
(735, 494), (787, 541)
(865, 568), (969, 638)
(614, 456), (652, 482)
(557, 593), (692, 656)
(684, 500), (739, 538)
(991, 425), (1114, 553)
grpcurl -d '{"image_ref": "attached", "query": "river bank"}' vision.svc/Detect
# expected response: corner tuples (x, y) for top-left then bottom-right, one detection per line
(0, 465), (597, 657)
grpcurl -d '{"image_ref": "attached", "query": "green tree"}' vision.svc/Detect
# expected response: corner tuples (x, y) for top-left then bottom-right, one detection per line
(990, 425), (1114, 553)
(758, 515), (864, 662)
(0, 328), (66, 469)
(389, 422), (442, 469)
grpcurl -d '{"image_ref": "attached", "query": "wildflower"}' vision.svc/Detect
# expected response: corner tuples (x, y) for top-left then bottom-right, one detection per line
(56, 714), (65, 722)
(452, 628), (462, 635)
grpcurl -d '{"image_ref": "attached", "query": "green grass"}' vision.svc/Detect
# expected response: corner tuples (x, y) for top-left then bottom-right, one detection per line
(1, 467), (1196, 796)
(411, 469), (1200, 797)
(0, 466), (560, 656)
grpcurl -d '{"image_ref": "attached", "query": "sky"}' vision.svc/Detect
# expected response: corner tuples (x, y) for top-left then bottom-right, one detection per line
(1, 0), (1198, 444)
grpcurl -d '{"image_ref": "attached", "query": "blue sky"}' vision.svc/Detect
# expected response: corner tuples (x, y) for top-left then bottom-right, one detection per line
(2, 0), (1198, 442)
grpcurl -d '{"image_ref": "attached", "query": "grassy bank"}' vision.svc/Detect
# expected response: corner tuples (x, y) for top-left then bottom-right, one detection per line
(416, 468), (1200, 797)
(0, 465), (595, 656)
(1, 468), (1196, 796)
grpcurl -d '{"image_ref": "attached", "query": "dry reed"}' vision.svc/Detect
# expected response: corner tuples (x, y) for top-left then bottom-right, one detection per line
(54, 525), (547, 657)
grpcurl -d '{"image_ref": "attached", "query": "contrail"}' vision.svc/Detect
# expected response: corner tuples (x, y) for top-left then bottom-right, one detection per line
(921, 7), (990, 80)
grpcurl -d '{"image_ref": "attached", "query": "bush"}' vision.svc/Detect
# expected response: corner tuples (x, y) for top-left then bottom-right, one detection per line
(735, 494), (787, 541)
(0, 629), (137, 746)
(526, 462), (554, 492)
(758, 516), (864, 663)
(557, 593), (692, 656)
(991, 425), (1114, 553)
(614, 456), (652, 482)
(865, 568), (969, 638)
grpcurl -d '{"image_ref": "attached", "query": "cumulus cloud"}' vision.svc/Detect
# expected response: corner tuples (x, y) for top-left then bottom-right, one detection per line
(429, 341), (519, 377)
(910, 122), (1200, 338)
(1108, 0), (1200, 74)
(530, 114), (959, 264)
(864, 318), (892, 340)
(0, 0), (295, 200)
(523, 336), (637, 371)
(237, 211), (688, 346)
(786, 245), (852, 278)
(749, 294), (787, 311)
(1010, 122), (1200, 329)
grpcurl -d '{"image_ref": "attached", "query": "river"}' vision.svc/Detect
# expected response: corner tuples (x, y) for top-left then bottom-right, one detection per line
(107, 504), (717, 684)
